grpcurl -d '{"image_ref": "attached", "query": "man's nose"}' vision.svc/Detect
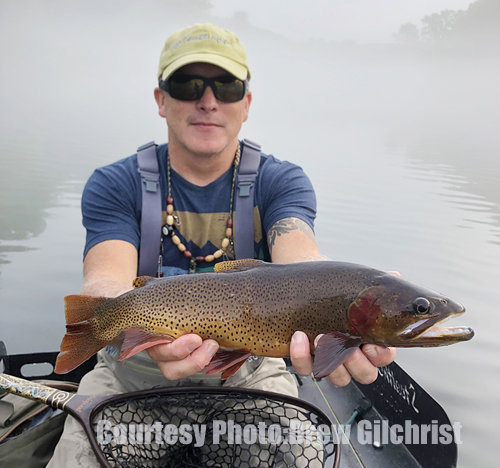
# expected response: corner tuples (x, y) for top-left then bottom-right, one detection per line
(197, 84), (218, 111)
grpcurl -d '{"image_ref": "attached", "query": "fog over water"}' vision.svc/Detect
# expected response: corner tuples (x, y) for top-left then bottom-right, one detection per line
(211, 0), (476, 43)
(0, 1), (499, 467)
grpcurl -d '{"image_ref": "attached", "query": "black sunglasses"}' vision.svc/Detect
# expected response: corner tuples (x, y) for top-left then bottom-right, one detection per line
(159, 74), (248, 103)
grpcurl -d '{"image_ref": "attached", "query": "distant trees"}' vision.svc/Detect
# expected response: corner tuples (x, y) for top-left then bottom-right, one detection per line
(421, 10), (465, 43)
(393, 0), (499, 55)
(394, 23), (419, 44)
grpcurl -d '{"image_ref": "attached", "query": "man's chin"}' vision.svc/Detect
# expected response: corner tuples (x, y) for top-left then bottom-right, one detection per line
(186, 138), (234, 157)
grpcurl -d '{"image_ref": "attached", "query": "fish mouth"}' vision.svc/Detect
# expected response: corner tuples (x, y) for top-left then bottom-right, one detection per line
(399, 310), (474, 345)
(415, 324), (475, 343)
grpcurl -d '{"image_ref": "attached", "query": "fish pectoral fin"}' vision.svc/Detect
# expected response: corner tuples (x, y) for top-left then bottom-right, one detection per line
(118, 329), (175, 361)
(313, 332), (363, 379)
(132, 276), (157, 288)
(214, 259), (266, 273)
(203, 350), (252, 379)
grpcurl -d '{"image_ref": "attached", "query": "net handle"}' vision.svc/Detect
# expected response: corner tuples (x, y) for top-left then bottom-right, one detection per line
(0, 373), (113, 468)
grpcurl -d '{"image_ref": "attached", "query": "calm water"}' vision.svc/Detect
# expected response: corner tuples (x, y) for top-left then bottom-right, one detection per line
(1, 3), (499, 467)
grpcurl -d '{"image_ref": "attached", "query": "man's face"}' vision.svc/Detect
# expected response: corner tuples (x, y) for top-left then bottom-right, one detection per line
(154, 63), (252, 158)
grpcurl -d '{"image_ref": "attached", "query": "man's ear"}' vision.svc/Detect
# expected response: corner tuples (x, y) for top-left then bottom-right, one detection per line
(154, 87), (167, 118)
(242, 90), (252, 123)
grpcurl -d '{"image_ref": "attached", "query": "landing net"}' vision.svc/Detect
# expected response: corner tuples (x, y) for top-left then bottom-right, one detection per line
(91, 387), (340, 468)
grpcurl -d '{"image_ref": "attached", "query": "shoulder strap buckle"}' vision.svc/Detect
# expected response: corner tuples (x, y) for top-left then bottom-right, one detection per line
(237, 180), (254, 197)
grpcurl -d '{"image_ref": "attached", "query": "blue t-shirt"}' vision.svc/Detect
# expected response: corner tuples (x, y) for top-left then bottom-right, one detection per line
(82, 143), (316, 275)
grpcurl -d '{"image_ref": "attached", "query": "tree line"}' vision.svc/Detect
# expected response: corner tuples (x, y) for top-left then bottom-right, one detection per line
(393, 0), (499, 55)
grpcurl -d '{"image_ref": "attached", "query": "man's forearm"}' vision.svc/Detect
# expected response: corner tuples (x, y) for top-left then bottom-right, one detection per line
(267, 217), (325, 263)
(80, 278), (133, 297)
(81, 240), (139, 297)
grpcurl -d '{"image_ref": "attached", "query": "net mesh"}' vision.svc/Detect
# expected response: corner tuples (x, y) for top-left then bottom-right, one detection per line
(91, 389), (339, 468)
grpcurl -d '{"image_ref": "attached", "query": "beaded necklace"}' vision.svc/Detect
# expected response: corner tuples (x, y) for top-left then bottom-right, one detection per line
(160, 143), (241, 275)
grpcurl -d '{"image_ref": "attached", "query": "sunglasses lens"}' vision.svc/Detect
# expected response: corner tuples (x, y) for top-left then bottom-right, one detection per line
(167, 75), (246, 103)
(169, 77), (205, 101)
(214, 79), (245, 102)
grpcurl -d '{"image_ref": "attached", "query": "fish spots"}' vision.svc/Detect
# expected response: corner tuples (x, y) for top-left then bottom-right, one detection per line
(91, 261), (386, 356)
(58, 260), (471, 374)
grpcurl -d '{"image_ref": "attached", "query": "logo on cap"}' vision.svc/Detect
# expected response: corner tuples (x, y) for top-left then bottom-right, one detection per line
(172, 34), (234, 50)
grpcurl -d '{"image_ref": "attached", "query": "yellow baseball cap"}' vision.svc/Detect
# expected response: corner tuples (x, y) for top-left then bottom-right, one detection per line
(158, 24), (251, 82)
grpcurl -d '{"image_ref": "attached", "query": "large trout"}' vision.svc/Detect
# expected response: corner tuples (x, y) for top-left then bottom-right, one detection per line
(55, 259), (474, 378)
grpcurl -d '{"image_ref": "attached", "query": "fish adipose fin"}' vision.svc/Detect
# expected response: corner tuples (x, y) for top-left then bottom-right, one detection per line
(204, 349), (252, 379)
(133, 276), (157, 288)
(55, 295), (111, 374)
(214, 259), (266, 273)
(313, 332), (363, 379)
(118, 330), (175, 361)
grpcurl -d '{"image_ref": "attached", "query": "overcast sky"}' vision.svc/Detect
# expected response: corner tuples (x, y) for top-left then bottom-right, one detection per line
(211, 0), (475, 43)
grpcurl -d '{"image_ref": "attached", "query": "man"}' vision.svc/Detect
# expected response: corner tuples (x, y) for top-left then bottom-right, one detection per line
(48, 23), (395, 467)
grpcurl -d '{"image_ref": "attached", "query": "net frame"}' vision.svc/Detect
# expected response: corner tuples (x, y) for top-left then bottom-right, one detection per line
(90, 387), (340, 468)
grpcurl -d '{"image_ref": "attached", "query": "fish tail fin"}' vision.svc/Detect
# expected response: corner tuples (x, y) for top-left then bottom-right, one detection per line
(55, 295), (111, 374)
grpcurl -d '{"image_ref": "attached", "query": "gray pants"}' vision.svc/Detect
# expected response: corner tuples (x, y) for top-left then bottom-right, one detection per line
(47, 353), (297, 468)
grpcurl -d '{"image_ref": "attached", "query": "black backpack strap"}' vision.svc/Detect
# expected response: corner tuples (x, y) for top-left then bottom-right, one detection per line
(234, 139), (261, 260)
(136, 141), (162, 276)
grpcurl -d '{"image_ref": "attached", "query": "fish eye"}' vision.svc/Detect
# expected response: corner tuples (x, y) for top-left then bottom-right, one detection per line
(412, 297), (431, 315)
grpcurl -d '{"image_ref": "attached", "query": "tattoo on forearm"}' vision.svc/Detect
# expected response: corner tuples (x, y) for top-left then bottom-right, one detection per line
(267, 218), (316, 251)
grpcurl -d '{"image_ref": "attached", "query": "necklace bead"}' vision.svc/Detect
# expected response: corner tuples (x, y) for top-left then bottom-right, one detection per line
(160, 143), (240, 273)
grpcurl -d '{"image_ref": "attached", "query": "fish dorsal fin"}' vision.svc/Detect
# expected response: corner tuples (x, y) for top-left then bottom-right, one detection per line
(214, 259), (266, 273)
(133, 276), (156, 288)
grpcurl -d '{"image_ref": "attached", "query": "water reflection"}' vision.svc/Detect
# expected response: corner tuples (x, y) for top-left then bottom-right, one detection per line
(404, 158), (500, 244)
(0, 246), (37, 267)
(0, 140), (52, 241)
(386, 126), (500, 244)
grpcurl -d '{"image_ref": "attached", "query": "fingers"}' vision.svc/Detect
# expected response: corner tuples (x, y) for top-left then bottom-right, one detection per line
(289, 331), (314, 376)
(362, 344), (397, 368)
(324, 363), (353, 388)
(290, 331), (397, 387)
(328, 349), (377, 387)
(146, 334), (219, 380)
(147, 334), (202, 361)
(327, 345), (397, 387)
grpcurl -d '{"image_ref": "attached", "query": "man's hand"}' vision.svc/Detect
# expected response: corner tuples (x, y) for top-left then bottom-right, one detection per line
(146, 334), (219, 380)
(290, 331), (396, 387)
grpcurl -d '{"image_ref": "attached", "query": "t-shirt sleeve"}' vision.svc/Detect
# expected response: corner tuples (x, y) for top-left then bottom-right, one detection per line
(257, 156), (317, 236)
(82, 158), (141, 259)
